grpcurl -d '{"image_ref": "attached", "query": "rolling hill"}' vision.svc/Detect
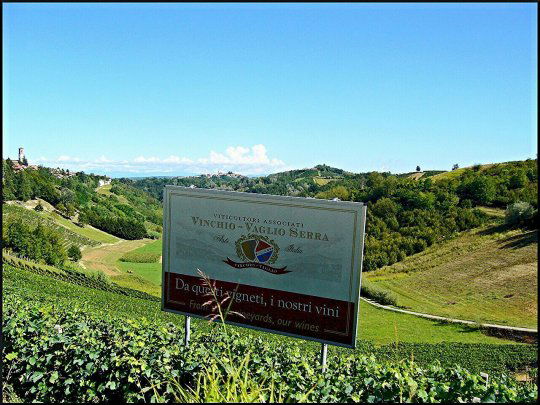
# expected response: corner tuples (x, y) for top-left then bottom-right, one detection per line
(365, 221), (537, 329)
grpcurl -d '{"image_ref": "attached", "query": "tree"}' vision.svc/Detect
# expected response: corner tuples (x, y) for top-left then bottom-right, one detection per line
(2, 160), (17, 201)
(457, 176), (496, 205)
(452, 164), (459, 171)
(16, 171), (33, 201)
(56, 203), (67, 214)
(28, 223), (47, 262)
(41, 229), (67, 265)
(5, 221), (32, 254)
(68, 245), (82, 261)
(508, 170), (528, 189)
(416, 166), (421, 172)
(78, 211), (89, 226)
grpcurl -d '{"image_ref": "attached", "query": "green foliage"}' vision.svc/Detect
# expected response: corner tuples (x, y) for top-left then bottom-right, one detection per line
(458, 175), (496, 205)
(3, 204), (99, 248)
(119, 251), (161, 263)
(360, 281), (398, 306)
(2, 262), (537, 402)
(67, 245), (82, 262)
(34, 202), (44, 211)
(126, 161), (540, 272)
(4, 221), (67, 266)
(509, 170), (528, 189)
(146, 230), (161, 239)
(315, 185), (350, 201)
(16, 171), (33, 201)
(2, 292), (537, 403)
(80, 206), (147, 239)
(2, 159), (162, 239)
(505, 202), (537, 228)
(2, 160), (17, 201)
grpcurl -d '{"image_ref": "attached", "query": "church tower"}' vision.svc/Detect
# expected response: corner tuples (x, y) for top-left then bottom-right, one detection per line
(18, 147), (25, 164)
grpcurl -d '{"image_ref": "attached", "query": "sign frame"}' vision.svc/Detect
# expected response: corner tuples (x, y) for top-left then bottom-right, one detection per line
(161, 186), (367, 348)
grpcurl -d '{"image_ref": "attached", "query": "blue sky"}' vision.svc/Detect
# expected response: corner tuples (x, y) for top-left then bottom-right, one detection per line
(3, 3), (537, 177)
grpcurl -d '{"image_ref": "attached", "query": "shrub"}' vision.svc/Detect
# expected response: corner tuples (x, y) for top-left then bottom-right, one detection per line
(67, 245), (82, 262)
(147, 230), (161, 240)
(34, 202), (44, 212)
(505, 202), (536, 228)
(119, 251), (161, 263)
(360, 281), (398, 306)
(3, 295), (537, 403)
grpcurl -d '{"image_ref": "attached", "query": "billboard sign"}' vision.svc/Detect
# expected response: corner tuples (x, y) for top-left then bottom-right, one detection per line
(162, 186), (367, 348)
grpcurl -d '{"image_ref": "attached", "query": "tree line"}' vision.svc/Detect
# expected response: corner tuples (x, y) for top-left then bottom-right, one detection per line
(125, 159), (537, 271)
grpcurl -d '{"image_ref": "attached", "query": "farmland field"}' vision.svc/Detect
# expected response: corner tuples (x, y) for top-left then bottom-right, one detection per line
(117, 238), (162, 284)
(313, 176), (337, 186)
(81, 238), (161, 296)
(8, 251), (515, 346)
(3, 262), (537, 403)
(365, 224), (538, 328)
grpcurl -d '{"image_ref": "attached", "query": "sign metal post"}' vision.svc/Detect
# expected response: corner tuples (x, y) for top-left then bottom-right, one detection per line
(321, 343), (328, 372)
(184, 315), (191, 347)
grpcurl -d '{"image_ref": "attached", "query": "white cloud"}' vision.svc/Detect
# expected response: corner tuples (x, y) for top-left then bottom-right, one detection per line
(56, 155), (82, 162)
(31, 144), (287, 176)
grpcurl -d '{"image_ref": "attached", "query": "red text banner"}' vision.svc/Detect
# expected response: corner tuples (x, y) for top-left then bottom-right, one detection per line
(164, 272), (356, 346)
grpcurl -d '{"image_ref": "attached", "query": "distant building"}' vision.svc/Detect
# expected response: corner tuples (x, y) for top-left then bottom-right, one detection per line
(9, 147), (32, 172)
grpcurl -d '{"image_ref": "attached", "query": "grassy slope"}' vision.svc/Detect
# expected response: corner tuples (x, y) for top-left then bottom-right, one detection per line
(81, 239), (161, 296)
(96, 183), (129, 204)
(3, 262), (511, 346)
(3, 202), (119, 245)
(430, 163), (497, 181)
(365, 224), (538, 329)
(117, 239), (162, 285)
(45, 210), (119, 244)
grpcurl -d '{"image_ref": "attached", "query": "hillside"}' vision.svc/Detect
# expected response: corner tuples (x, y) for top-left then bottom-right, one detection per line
(2, 158), (538, 402)
(365, 222), (538, 328)
(2, 159), (162, 238)
(120, 164), (358, 201)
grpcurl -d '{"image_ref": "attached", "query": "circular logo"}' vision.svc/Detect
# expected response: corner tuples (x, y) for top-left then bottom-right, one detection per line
(235, 234), (279, 264)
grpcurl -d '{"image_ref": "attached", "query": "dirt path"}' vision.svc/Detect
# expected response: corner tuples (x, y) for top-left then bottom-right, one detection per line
(81, 239), (150, 276)
(361, 297), (538, 334)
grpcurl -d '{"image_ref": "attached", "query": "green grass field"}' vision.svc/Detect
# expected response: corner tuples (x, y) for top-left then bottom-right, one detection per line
(365, 224), (538, 329)
(81, 238), (161, 296)
(45, 210), (119, 244)
(430, 163), (496, 181)
(313, 176), (336, 186)
(117, 239), (162, 285)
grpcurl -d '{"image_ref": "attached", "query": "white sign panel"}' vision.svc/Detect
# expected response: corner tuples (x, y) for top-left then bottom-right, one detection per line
(162, 186), (366, 347)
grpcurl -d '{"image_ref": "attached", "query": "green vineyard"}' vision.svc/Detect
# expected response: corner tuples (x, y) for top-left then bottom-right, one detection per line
(3, 261), (537, 402)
